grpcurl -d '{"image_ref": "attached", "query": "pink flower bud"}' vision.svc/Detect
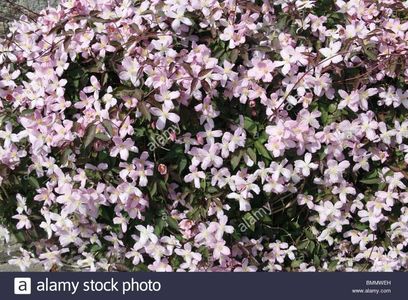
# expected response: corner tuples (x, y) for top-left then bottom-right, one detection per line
(169, 131), (177, 142)
(158, 163), (167, 175)
(93, 140), (104, 151)
(196, 134), (204, 145)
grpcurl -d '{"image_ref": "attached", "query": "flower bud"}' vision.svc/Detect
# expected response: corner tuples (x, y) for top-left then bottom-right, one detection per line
(158, 163), (167, 175)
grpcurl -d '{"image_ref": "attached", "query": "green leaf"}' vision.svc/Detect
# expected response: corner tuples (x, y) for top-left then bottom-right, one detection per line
(178, 157), (188, 174)
(247, 148), (257, 163)
(197, 245), (210, 261)
(138, 102), (151, 121)
(102, 119), (115, 137)
(254, 140), (272, 160)
(231, 150), (243, 170)
(276, 14), (289, 30)
(206, 186), (218, 194)
(307, 241), (316, 254)
(257, 131), (269, 143)
(149, 181), (157, 197)
(313, 254), (321, 266)
(328, 260), (338, 271)
(363, 45), (377, 60)
(83, 124), (97, 148)
(328, 103), (337, 113)
(61, 148), (73, 165)
(291, 260), (301, 268)
(305, 228), (316, 240)
(90, 244), (103, 253)
(134, 127), (146, 138)
(242, 212), (256, 232)
(21, 109), (35, 115)
(28, 176), (40, 189)
(133, 264), (149, 272)
(158, 180), (167, 193)
(244, 116), (258, 136)
(354, 222), (369, 230)
(14, 231), (26, 243)
(154, 218), (166, 235)
(166, 217), (180, 232)
(95, 133), (111, 141)
(99, 206), (112, 222)
(365, 170), (379, 179)
(261, 213), (272, 224)
(230, 49), (239, 63)
(297, 240), (309, 250)
(200, 177), (207, 190)
(379, 182), (387, 190)
(187, 207), (206, 221)
(360, 177), (380, 185)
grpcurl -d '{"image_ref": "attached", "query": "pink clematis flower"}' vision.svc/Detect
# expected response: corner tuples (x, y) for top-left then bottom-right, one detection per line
(319, 41), (343, 67)
(110, 136), (138, 160)
(119, 57), (141, 86)
(150, 104), (180, 130)
(248, 58), (276, 82)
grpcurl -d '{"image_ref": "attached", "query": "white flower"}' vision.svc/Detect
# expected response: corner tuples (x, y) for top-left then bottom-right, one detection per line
(319, 41), (343, 67)
(0, 225), (10, 243)
(166, 7), (192, 31)
(294, 153), (318, 176)
(135, 225), (158, 245)
(150, 104), (180, 130)
(184, 166), (206, 188)
(119, 57), (141, 86)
